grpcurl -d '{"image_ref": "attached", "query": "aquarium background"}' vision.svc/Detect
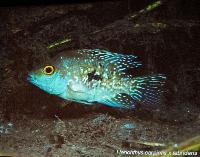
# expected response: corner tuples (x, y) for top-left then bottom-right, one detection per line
(0, 0), (200, 156)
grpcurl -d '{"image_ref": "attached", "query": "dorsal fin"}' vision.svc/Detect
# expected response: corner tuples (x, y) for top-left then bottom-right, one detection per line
(77, 49), (142, 74)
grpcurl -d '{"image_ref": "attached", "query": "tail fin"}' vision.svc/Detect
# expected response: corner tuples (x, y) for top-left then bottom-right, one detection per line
(128, 74), (166, 105)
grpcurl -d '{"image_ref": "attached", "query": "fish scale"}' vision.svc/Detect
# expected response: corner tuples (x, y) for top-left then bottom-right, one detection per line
(28, 49), (166, 108)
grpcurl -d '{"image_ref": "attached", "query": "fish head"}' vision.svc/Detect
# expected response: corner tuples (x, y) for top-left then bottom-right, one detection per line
(28, 63), (67, 96)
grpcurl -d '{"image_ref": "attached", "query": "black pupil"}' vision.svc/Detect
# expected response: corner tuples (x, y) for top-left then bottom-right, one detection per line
(46, 67), (53, 73)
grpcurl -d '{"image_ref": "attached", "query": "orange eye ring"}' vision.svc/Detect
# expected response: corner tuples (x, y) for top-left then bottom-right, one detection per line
(43, 65), (55, 75)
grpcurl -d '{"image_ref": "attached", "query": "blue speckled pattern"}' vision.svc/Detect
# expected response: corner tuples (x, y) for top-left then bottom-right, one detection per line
(28, 49), (166, 109)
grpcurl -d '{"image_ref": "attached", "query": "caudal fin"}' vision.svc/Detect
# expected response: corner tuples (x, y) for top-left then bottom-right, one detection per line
(128, 74), (166, 105)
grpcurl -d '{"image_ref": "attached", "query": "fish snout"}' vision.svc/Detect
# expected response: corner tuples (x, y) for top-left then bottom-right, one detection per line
(27, 73), (36, 83)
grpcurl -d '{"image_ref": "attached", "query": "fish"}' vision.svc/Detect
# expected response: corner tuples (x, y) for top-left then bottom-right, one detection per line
(28, 49), (166, 109)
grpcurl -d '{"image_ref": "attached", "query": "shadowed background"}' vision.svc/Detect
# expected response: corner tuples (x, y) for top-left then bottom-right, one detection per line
(0, 0), (200, 156)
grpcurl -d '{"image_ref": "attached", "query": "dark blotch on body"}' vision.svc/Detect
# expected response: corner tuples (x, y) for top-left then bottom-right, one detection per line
(88, 70), (103, 81)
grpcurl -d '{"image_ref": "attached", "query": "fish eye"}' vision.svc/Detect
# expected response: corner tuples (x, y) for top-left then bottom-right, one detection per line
(43, 65), (55, 75)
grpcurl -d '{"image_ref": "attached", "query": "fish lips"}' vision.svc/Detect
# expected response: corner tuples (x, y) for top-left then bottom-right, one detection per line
(27, 74), (40, 87)
(27, 74), (65, 96)
(27, 74), (50, 93)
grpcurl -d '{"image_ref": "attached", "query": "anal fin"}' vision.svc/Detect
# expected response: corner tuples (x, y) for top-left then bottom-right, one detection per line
(100, 93), (136, 109)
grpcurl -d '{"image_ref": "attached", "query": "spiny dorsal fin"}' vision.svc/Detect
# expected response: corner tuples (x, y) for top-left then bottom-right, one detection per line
(77, 49), (142, 74)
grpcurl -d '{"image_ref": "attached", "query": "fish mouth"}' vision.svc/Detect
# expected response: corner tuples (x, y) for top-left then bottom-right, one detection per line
(27, 74), (64, 96)
(27, 74), (39, 87)
(27, 74), (33, 82)
(27, 74), (35, 83)
(27, 74), (48, 92)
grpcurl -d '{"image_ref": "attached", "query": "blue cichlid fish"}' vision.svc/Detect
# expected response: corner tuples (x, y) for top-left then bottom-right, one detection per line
(28, 49), (166, 109)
